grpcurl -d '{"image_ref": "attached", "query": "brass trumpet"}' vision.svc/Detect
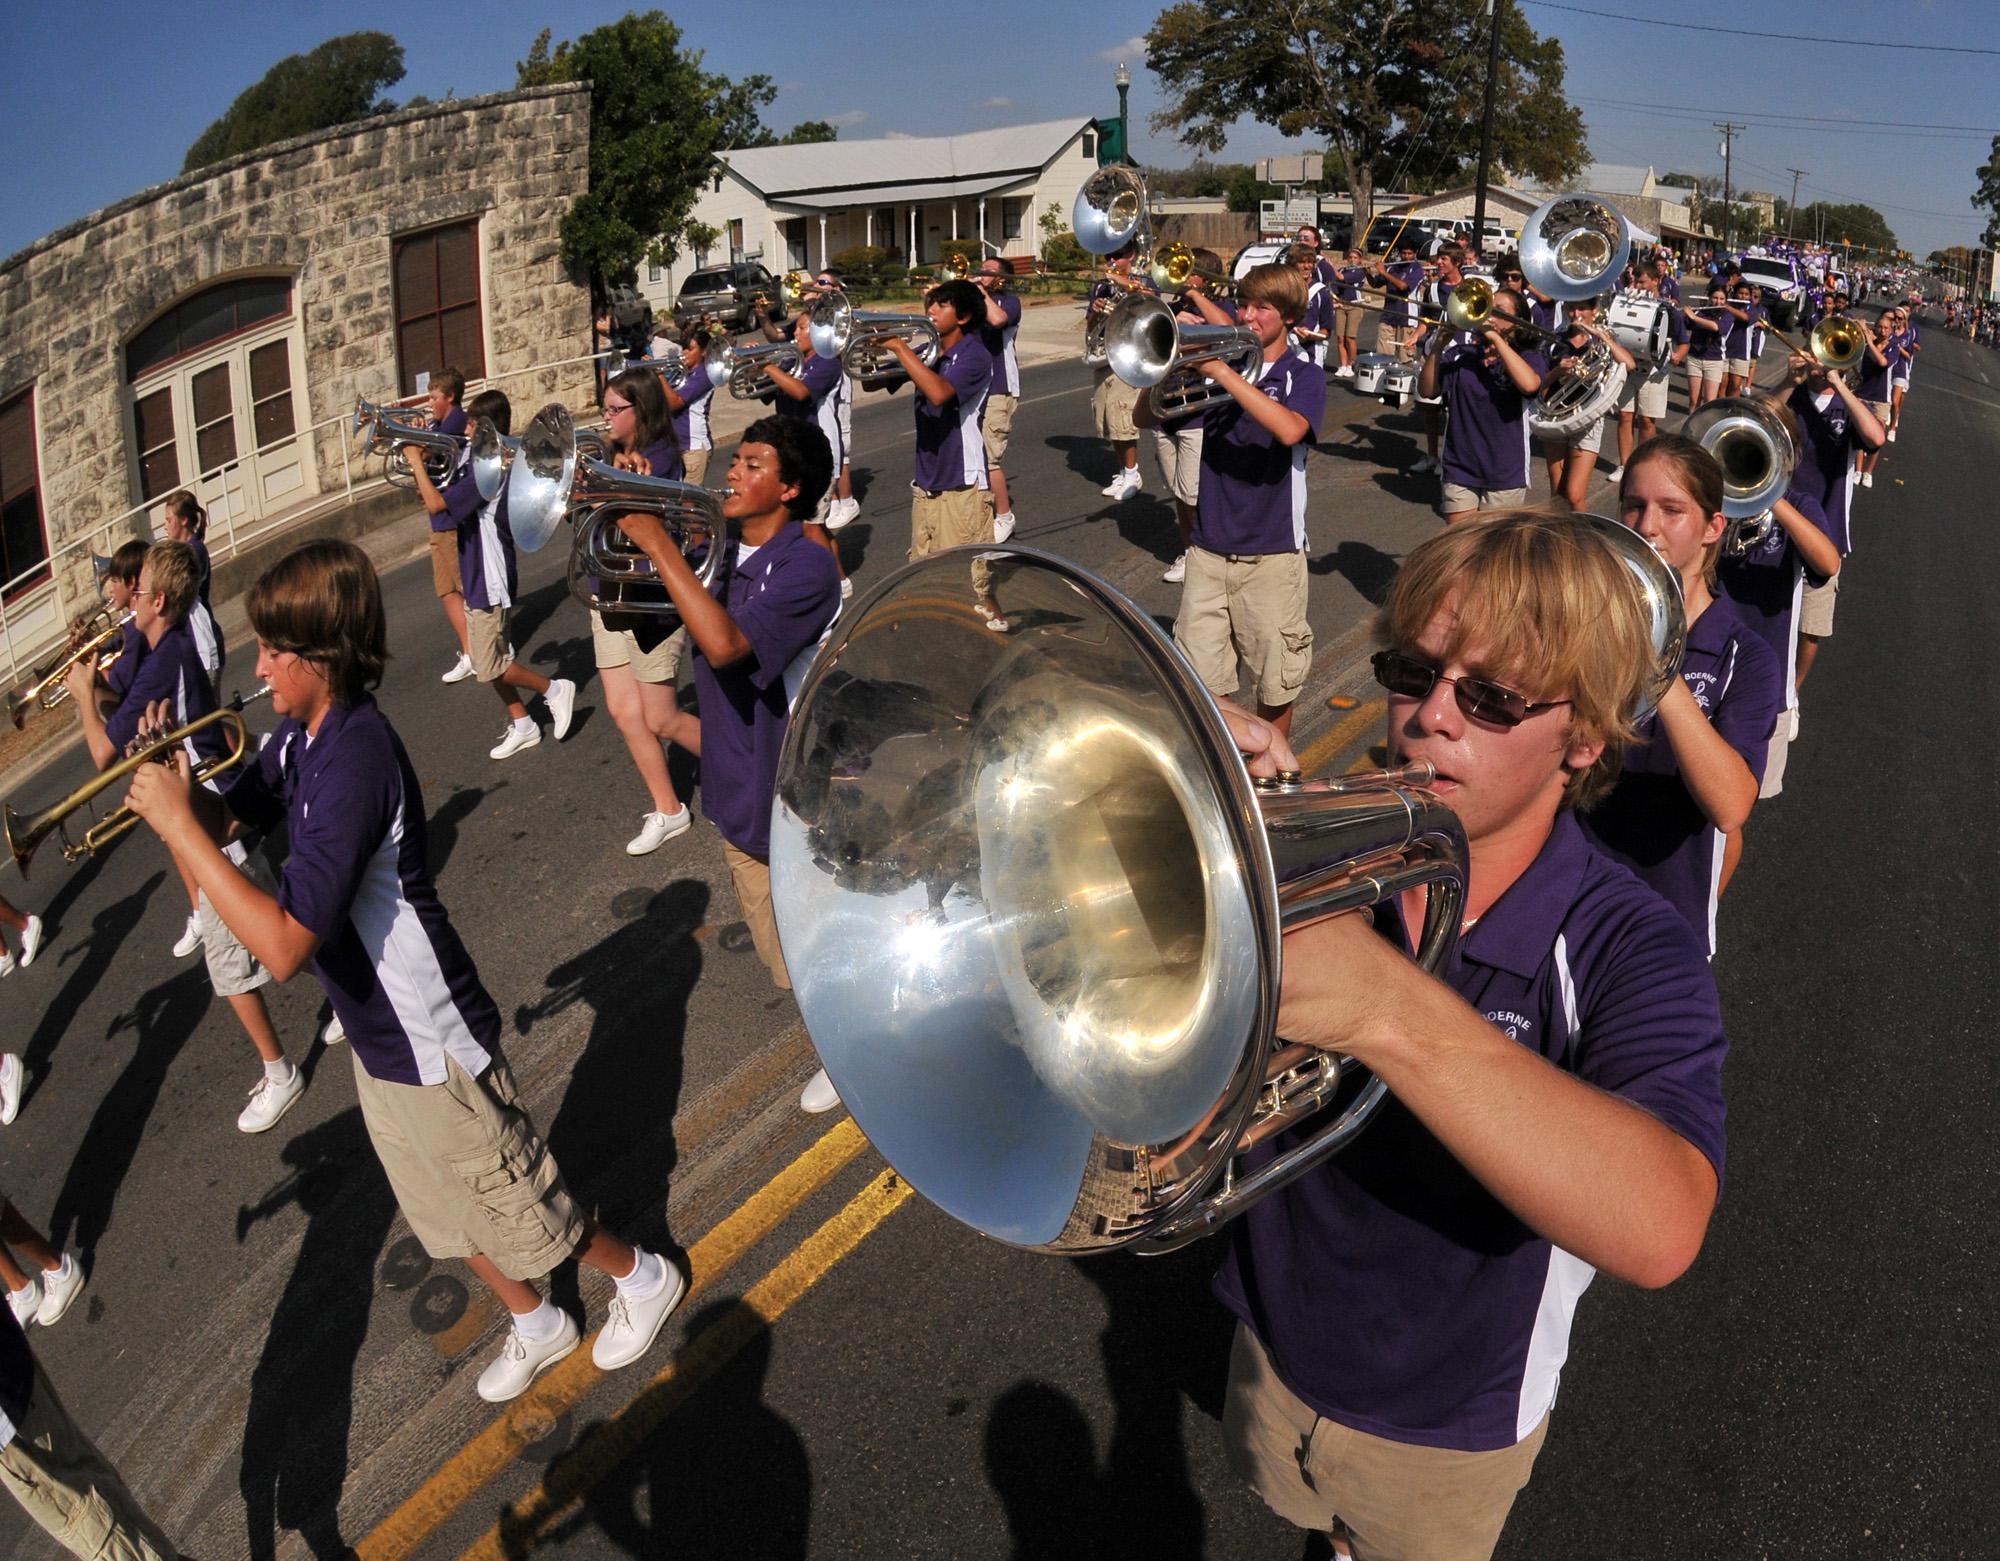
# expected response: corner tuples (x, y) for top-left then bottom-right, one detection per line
(4, 685), (272, 876)
(7, 610), (132, 729)
(1145, 241), (1231, 296)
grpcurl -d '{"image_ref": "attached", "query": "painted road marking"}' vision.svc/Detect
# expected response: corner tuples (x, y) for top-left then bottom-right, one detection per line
(354, 1117), (873, 1561)
(458, 1170), (916, 1559)
(1298, 699), (1386, 778)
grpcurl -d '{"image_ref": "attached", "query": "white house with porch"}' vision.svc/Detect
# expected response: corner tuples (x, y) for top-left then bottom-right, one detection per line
(639, 118), (1104, 312)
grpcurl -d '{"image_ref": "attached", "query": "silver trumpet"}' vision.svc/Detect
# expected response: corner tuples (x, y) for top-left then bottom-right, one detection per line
(502, 404), (729, 624)
(709, 340), (802, 402)
(808, 290), (940, 388)
(1684, 397), (1798, 557)
(352, 397), (461, 489)
(1103, 293), (1263, 417)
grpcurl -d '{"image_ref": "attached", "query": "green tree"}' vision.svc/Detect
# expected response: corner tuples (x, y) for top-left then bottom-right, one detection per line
(776, 120), (839, 145)
(1144, 0), (1586, 238)
(1790, 201), (1897, 258)
(183, 32), (406, 172)
(1975, 134), (2000, 249)
(516, 13), (777, 291)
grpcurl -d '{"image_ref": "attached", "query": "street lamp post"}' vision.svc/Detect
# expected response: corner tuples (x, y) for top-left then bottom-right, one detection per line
(1114, 63), (1131, 165)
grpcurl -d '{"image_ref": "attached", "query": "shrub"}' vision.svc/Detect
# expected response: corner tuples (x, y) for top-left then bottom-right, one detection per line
(831, 244), (889, 277)
(1041, 228), (1091, 275)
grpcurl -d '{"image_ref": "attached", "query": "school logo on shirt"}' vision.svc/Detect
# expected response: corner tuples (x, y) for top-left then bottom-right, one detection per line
(1487, 1009), (1535, 1040)
(1682, 667), (1719, 713)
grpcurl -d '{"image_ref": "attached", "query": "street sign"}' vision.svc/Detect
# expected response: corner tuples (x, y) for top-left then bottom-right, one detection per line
(1256, 154), (1325, 186)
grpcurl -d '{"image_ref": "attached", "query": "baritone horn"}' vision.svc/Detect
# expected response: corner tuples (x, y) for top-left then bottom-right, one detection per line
(807, 290), (941, 387)
(1683, 397), (1799, 556)
(352, 398), (462, 488)
(3, 686), (273, 876)
(7, 610), (132, 729)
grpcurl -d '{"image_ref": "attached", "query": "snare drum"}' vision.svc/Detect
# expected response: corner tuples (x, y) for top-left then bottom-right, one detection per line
(1352, 353), (1393, 394)
(1606, 291), (1673, 364)
(1380, 364), (1418, 408)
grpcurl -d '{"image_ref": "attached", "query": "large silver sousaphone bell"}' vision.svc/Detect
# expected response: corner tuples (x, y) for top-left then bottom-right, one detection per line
(1682, 397), (1798, 557)
(1518, 192), (1633, 302)
(769, 549), (1470, 1255)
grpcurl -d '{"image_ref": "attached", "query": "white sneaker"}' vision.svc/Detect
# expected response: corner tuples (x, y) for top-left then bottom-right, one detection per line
(34, 1254), (83, 1327)
(1861, 471), (1874, 488)
(1886, 428), (1896, 443)
(489, 722), (542, 761)
(824, 497), (859, 532)
(442, 651), (476, 684)
(172, 911), (203, 959)
(0, 1052), (21, 1127)
(1335, 364), (1355, 379)
(238, 1066), (306, 1134)
(17, 915), (42, 969)
(800, 1067), (842, 1114)
(839, 577), (854, 600)
(1605, 464), (1625, 481)
(1406, 455), (1438, 476)
(1100, 472), (1137, 498)
(477, 1310), (580, 1403)
(592, 1256), (687, 1370)
(626, 807), (691, 856)
(6, 1278), (39, 1328)
(1119, 470), (1144, 497)
(1162, 553), (1187, 584)
(321, 1012), (346, 1047)
(992, 511), (1017, 543)
(0, 947), (11, 978)
(543, 678), (577, 742)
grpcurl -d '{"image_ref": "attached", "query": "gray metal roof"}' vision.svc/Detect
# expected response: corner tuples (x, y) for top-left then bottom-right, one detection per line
(772, 174), (1028, 212)
(722, 119), (1092, 201)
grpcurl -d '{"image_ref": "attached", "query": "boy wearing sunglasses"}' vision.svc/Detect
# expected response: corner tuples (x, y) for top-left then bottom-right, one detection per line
(1217, 510), (1727, 1560)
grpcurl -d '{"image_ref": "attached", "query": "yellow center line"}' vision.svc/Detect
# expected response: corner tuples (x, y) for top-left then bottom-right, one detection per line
(459, 1170), (916, 1559)
(1297, 699), (1385, 778)
(355, 1117), (873, 1561)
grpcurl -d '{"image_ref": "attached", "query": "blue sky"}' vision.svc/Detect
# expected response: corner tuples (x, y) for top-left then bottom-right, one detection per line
(2, 1), (1994, 262)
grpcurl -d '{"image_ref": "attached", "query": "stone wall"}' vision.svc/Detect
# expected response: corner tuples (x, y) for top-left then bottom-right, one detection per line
(0, 84), (593, 628)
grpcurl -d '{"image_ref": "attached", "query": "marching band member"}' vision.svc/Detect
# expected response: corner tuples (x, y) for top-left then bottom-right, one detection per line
(1138, 262), (1324, 741)
(1370, 240), (1426, 364)
(1221, 511), (1727, 1561)
(1418, 285), (1546, 523)
(763, 314), (850, 591)
(1888, 300), (1919, 442)
(1682, 282), (1730, 411)
(661, 329), (717, 487)
(1613, 261), (1688, 478)
(593, 368), (697, 857)
(1152, 277), (1225, 585)
(974, 258), (1023, 541)
(589, 419), (844, 1113)
(1721, 278), (1765, 398)
(404, 391), (577, 759)
(1583, 440), (1783, 953)
(808, 270), (862, 530)
(1290, 244), (1334, 370)
(1332, 247), (1369, 379)
(1538, 293), (1637, 511)
(96, 542), (151, 705)
(65, 541), (305, 1134)
(411, 370), (477, 686)
(161, 493), (223, 683)
(1407, 245), (1472, 480)
(125, 539), (686, 1403)
(1089, 248), (1147, 500)
(1853, 308), (1897, 490)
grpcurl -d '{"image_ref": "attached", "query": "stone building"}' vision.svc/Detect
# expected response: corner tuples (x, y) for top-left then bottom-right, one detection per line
(0, 84), (594, 677)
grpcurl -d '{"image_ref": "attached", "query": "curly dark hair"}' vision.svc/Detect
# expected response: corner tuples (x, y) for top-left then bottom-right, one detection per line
(741, 416), (834, 520)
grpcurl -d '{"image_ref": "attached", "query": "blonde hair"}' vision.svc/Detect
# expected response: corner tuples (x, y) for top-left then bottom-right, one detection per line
(1377, 509), (1654, 809)
(140, 540), (200, 625)
(1236, 262), (1308, 326)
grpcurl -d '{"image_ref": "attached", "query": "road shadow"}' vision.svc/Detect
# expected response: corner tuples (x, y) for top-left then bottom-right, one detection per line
(236, 1105), (400, 1561)
(985, 1243), (1227, 1557)
(1044, 433), (1131, 489)
(529, 880), (708, 1251)
(45, 958), (208, 1269)
(21, 868), (169, 1117)
(501, 1298), (810, 1558)
(1310, 540), (1403, 606)
(829, 521), (877, 582)
(424, 783), (499, 881)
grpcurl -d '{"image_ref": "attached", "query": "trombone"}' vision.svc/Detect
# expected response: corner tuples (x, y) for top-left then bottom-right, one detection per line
(1760, 315), (1868, 374)
(4, 685), (273, 876)
(7, 610), (132, 729)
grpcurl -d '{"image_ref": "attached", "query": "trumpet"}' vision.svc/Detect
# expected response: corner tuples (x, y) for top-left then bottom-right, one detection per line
(352, 398), (462, 488)
(4, 685), (273, 876)
(7, 610), (132, 729)
(807, 290), (941, 387)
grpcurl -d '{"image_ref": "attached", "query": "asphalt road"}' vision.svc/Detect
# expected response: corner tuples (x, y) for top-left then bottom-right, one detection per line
(1, 315), (1994, 1560)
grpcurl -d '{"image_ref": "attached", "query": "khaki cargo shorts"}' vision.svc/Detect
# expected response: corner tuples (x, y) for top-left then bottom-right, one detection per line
(430, 530), (462, 598)
(1151, 423), (1205, 509)
(1173, 547), (1312, 708)
(591, 609), (687, 684)
(465, 606), (512, 683)
(198, 850), (276, 998)
(1092, 371), (1142, 441)
(983, 393), (1018, 466)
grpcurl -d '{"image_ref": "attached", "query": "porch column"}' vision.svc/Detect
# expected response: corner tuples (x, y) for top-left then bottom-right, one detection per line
(978, 197), (988, 252)
(951, 204), (959, 241)
(909, 206), (917, 262)
(866, 209), (874, 247)
(818, 214), (829, 269)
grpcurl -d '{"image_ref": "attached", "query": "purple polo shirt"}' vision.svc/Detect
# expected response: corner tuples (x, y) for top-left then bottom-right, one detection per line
(1334, 265), (1368, 305)
(104, 620), (227, 767)
(224, 698), (501, 1087)
(1854, 344), (1892, 403)
(1582, 596), (1782, 953)
(1786, 384), (1862, 554)
(449, 473), (519, 614)
(1717, 486), (1832, 696)
(1382, 260), (1425, 326)
(1215, 811), (1728, 1452)
(691, 524), (843, 859)
(1660, 274), (1683, 303)
(671, 369), (715, 454)
(187, 535), (224, 674)
(911, 335), (992, 493)
(1298, 283), (1335, 348)
(105, 618), (149, 701)
(1687, 306), (1729, 361)
(1438, 342), (1547, 491)
(777, 354), (846, 470)
(1738, 300), (1768, 358)
(1192, 351), (1325, 556)
(978, 291), (1023, 397)
(1529, 297), (1566, 336)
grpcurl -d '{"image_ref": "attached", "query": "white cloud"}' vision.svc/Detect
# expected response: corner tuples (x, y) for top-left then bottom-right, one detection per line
(1096, 37), (1146, 64)
(826, 109), (869, 128)
(983, 96), (1014, 109)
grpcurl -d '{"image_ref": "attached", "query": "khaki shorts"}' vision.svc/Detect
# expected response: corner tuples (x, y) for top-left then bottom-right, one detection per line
(1174, 546), (1312, 708)
(198, 851), (275, 998)
(0, 1353), (178, 1560)
(354, 1053), (585, 1281)
(723, 841), (790, 992)
(682, 448), (711, 487)
(1336, 301), (1365, 340)
(1151, 423), (1205, 509)
(465, 606), (511, 683)
(1618, 366), (1670, 420)
(1759, 709), (1795, 799)
(1092, 371), (1142, 441)
(1726, 358), (1752, 376)
(1375, 321), (1420, 360)
(1799, 574), (1838, 637)
(591, 609), (687, 684)
(430, 530), (462, 599)
(983, 393), (1017, 466)
(1221, 1322), (1548, 1561)
(1546, 417), (1604, 456)
(1688, 357), (1724, 387)
(1439, 482), (1528, 517)
(910, 484), (995, 598)
(1868, 400), (1891, 423)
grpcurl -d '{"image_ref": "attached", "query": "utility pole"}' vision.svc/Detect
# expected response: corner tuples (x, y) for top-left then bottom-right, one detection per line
(1785, 167), (1806, 240)
(1472, 0), (1505, 242)
(1714, 121), (1744, 254)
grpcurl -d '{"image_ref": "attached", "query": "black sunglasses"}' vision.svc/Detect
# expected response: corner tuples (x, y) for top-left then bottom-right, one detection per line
(1371, 650), (1570, 727)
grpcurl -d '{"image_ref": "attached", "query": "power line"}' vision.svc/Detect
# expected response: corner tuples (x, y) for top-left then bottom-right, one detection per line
(1573, 99), (1996, 141)
(1573, 98), (1998, 136)
(1519, 2), (2000, 55)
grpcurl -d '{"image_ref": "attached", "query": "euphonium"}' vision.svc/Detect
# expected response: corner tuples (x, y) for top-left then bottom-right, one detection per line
(352, 397), (461, 488)
(7, 610), (131, 729)
(710, 340), (803, 401)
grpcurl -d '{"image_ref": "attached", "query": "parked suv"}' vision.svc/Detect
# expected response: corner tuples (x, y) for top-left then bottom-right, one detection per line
(601, 284), (654, 353)
(673, 263), (781, 330)
(1735, 252), (1807, 329)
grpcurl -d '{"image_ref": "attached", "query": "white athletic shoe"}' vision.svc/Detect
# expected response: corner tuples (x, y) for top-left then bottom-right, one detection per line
(1406, 455), (1438, 477)
(477, 1311), (580, 1403)
(172, 911), (203, 959)
(800, 1067), (842, 1114)
(592, 1257), (687, 1371)
(1162, 553), (1187, 584)
(321, 1012), (346, 1047)
(442, 652), (476, 684)
(992, 511), (1017, 543)
(489, 722), (542, 761)
(34, 1254), (84, 1327)
(238, 1066), (306, 1134)
(6, 1278), (39, 1328)
(840, 577), (854, 600)
(824, 497), (859, 532)
(1886, 428), (1896, 443)
(1861, 472), (1874, 488)
(1334, 365), (1355, 379)
(626, 808), (691, 856)
(1605, 464), (1625, 481)
(17, 915), (43, 969)
(0, 947), (11, 978)
(0, 1053), (22, 1126)
(543, 678), (577, 742)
